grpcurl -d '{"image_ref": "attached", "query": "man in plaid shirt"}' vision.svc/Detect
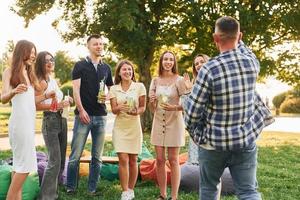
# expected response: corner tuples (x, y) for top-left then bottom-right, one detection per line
(183, 16), (274, 200)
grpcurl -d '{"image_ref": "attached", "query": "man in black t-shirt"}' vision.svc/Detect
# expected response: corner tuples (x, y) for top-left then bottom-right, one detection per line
(66, 34), (114, 195)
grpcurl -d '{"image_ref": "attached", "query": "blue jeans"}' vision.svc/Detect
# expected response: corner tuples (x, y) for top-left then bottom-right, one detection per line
(198, 142), (261, 200)
(66, 115), (106, 192)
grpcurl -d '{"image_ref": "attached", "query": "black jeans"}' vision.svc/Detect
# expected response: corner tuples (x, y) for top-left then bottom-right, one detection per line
(38, 112), (67, 200)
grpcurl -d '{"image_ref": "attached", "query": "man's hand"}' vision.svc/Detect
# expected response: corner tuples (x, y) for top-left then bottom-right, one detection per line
(79, 109), (90, 124)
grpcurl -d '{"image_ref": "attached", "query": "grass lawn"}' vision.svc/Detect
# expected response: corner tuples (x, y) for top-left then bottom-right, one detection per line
(1, 132), (300, 199)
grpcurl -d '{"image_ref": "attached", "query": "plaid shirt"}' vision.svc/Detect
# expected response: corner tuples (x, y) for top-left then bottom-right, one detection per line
(183, 41), (274, 150)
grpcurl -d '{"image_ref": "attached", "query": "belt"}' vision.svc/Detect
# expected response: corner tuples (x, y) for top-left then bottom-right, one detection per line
(43, 110), (63, 117)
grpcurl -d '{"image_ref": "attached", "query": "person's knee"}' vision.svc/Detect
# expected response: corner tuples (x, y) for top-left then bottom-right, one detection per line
(49, 153), (61, 164)
(47, 160), (61, 173)
(156, 156), (166, 166)
(168, 157), (179, 167)
(129, 156), (138, 167)
(119, 155), (129, 166)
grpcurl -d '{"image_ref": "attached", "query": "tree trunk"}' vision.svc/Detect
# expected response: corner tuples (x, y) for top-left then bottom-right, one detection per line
(137, 49), (155, 131)
(275, 108), (280, 116)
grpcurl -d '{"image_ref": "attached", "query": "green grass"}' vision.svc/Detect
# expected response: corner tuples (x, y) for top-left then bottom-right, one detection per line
(1, 135), (300, 200)
(258, 146), (300, 199)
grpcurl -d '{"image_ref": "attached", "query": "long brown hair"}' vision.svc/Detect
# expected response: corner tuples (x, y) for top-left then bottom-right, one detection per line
(10, 40), (38, 89)
(35, 51), (53, 81)
(114, 60), (136, 85)
(158, 51), (178, 76)
(192, 54), (210, 79)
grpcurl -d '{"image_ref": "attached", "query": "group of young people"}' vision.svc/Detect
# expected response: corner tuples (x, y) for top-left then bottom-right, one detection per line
(1, 16), (273, 200)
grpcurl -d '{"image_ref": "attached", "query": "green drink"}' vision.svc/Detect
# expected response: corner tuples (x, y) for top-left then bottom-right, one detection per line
(98, 80), (105, 104)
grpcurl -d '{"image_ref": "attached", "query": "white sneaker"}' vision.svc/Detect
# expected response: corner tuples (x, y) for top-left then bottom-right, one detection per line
(121, 191), (131, 200)
(128, 189), (135, 199)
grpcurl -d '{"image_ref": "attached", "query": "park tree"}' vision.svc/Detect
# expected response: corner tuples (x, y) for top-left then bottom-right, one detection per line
(12, 0), (300, 129)
(0, 40), (14, 81)
(54, 51), (75, 85)
(177, 0), (300, 86)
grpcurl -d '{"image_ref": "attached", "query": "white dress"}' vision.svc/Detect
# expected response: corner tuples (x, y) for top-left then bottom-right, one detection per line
(8, 86), (37, 173)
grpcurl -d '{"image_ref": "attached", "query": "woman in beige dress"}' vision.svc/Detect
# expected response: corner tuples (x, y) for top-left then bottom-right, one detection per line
(149, 51), (187, 200)
(109, 60), (146, 200)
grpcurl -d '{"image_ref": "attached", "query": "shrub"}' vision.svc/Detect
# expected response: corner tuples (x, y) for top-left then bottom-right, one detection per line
(272, 92), (288, 109)
(60, 81), (73, 98)
(280, 98), (300, 113)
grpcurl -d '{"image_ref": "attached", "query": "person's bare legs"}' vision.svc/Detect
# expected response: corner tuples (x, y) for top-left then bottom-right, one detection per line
(6, 171), (29, 200)
(118, 153), (129, 191)
(128, 154), (138, 190)
(168, 147), (180, 200)
(155, 146), (167, 198)
(217, 180), (222, 200)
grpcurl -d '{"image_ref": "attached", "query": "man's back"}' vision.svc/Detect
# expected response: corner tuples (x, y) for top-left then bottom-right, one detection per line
(185, 42), (273, 150)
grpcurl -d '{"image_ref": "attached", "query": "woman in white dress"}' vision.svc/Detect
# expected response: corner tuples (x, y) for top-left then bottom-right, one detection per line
(1, 40), (55, 200)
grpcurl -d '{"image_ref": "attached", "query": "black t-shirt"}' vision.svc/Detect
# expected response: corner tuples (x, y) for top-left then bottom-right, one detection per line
(72, 57), (114, 116)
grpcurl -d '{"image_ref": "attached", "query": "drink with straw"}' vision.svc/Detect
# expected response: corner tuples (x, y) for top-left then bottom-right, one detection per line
(98, 79), (106, 104)
(62, 90), (70, 119)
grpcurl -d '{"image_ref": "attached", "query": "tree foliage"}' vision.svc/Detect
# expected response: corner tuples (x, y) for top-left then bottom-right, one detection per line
(54, 51), (75, 85)
(12, 0), (300, 128)
(0, 40), (14, 81)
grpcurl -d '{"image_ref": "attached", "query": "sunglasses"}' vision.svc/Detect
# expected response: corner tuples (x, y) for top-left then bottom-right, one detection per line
(45, 58), (55, 63)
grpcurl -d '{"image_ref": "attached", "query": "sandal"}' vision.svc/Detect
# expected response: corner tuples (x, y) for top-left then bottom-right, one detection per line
(157, 195), (167, 200)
